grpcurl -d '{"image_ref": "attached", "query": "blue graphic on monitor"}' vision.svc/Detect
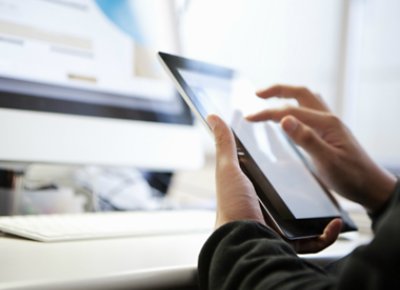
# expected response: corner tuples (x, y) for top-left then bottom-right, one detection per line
(95, 0), (146, 44)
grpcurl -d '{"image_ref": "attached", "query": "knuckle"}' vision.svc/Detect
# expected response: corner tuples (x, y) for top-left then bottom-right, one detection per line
(217, 158), (239, 172)
(326, 114), (342, 126)
(298, 86), (311, 96)
(274, 84), (284, 94)
(214, 133), (226, 146)
(298, 127), (315, 144)
(280, 105), (297, 116)
(215, 137), (231, 152)
(314, 93), (323, 101)
(286, 105), (297, 113)
(214, 128), (228, 145)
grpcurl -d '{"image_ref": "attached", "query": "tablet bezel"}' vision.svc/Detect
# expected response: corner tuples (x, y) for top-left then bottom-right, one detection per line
(158, 51), (357, 239)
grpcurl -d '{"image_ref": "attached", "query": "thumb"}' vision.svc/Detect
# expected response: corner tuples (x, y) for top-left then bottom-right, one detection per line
(280, 115), (330, 160)
(207, 114), (239, 167)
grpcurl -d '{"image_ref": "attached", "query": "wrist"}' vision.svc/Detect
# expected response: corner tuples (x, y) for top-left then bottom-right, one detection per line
(364, 168), (397, 214)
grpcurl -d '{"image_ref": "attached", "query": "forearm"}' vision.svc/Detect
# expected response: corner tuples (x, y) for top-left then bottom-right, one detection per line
(357, 161), (397, 213)
(368, 177), (400, 231)
(337, 182), (400, 289)
(198, 182), (400, 290)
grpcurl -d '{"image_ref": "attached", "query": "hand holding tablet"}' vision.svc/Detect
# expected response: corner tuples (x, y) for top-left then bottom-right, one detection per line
(207, 113), (343, 253)
(158, 52), (358, 240)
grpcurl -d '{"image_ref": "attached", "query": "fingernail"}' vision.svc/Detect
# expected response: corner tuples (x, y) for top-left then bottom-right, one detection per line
(282, 117), (298, 133)
(207, 116), (217, 131)
(245, 114), (254, 120)
(255, 89), (264, 96)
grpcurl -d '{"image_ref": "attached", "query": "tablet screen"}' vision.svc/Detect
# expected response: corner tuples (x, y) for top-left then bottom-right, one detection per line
(177, 68), (340, 219)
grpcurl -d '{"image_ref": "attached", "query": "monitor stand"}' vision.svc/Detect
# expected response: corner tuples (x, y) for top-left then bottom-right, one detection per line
(0, 165), (25, 215)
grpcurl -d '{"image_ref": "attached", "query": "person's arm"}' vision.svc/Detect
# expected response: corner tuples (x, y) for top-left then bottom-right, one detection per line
(206, 114), (342, 253)
(199, 181), (400, 290)
(198, 174), (400, 290)
(368, 178), (400, 231)
(198, 85), (399, 289)
(336, 178), (400, 289)
(198, 221), (336, 290)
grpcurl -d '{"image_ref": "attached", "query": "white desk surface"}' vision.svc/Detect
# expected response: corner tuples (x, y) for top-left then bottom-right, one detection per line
(0, 226), (371, 290)
(0, 165), (373, 290)
(0, 230), (211, 290)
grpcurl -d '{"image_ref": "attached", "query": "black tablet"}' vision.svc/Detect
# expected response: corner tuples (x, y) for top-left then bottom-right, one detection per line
(158, 52), (357, 240)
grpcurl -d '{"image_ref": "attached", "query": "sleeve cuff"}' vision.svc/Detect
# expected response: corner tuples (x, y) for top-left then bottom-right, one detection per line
(368, 177), (400, 232)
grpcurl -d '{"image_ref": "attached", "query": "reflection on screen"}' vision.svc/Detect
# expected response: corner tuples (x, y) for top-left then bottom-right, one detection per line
(179, 68), (340, 219)
(232, 112), (339, 218)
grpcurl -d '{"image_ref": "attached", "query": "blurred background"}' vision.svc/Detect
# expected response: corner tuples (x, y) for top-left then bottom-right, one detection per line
(1, 0), (399, 217)
(180, 0), (400, 170)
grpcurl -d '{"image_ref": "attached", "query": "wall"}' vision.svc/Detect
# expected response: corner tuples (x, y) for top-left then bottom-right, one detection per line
(180, 0), (400, 168)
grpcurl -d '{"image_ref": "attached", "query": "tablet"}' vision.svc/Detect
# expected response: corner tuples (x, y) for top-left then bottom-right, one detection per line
(158, 52), (357, 239)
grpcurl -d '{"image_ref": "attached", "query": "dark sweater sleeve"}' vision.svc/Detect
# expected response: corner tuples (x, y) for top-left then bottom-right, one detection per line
(198, 182), (400, 290)
(198, 221), (336, 290)
(368, 178), (400, 232)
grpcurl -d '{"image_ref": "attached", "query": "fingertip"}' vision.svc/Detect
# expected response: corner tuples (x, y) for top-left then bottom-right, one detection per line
(207, 116), (238, 164)
(255, 86), (274, 97)
(280, 115), (298, 134)
(331, 217), (343, 227)
(245, 114), (256, 121)
(324, 218), (343, 238)
(207, 115), (232, 145)
(333, 218), (344, 231)
(255, 89), (265, 97)
(207, 114), (220, 132)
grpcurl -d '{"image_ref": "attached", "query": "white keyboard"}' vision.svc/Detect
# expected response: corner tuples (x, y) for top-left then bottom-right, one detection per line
(0, 210), (215, 242)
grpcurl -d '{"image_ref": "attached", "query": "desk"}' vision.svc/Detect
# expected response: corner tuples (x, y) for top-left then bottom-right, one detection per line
(0, 231), (211, 290)
(0, 165), (373, 289)
(0, 228), (371, 290)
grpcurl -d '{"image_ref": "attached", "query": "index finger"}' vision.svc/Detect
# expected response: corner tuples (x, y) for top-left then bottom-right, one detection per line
(247, 106), (332, 131)
(256, 84), (330, 112)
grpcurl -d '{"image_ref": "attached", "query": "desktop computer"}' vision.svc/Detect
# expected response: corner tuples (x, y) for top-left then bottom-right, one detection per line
(0, 0), (202, 169)
(0, 0), (212, 238)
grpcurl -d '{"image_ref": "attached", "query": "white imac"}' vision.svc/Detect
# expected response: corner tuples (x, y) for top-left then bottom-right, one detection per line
(0, 0), (203, 170)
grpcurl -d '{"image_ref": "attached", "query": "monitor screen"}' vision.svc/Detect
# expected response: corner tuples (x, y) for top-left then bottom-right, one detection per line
(0, 0), (203, 170)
